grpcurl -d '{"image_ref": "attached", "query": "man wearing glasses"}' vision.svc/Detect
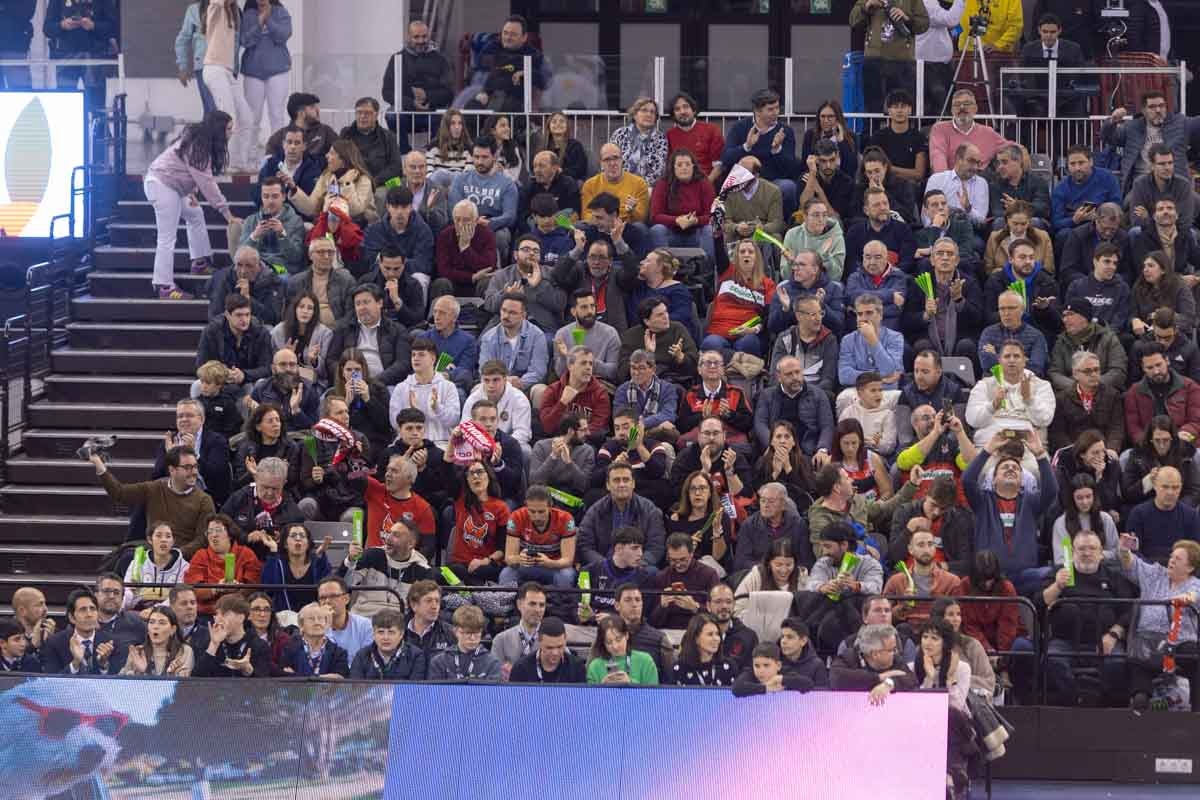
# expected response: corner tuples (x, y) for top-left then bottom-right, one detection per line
(91, 446), (214, 555)
(1102, 90), (1190, 195)
(93, 573), (147, 658)
(483, 234), (567, 333)
(829, 622), (917, 704)
(927, 89), (1012, 174)
(317, 576), (373, 659)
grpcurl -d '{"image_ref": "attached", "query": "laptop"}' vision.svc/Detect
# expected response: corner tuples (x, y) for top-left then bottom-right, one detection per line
(303, 520), (357, 561)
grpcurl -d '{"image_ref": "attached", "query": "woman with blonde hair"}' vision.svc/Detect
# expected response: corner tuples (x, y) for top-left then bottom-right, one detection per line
(702, 239), (776, 356)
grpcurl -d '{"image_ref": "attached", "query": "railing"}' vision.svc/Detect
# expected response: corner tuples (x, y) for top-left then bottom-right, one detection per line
(1038, 596), (1200, 705)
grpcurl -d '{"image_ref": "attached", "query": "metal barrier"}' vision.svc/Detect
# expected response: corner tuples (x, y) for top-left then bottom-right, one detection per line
(1037, 596), (1200, 705)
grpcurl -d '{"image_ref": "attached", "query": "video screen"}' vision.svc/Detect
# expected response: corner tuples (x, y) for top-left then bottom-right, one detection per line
(0, 91), (85, 238)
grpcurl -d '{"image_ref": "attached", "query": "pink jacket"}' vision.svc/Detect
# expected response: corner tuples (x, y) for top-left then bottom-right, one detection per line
(147, 141), (232, 221)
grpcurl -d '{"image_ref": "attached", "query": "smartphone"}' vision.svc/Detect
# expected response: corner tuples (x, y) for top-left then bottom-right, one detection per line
(606, 660), (621, 675)
(941, 398), (954, 423)
(1003, 429), (1016, 439)
(351, 369), (362, 383)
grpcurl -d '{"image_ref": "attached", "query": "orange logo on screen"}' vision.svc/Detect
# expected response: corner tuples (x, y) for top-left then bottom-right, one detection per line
(1, 97), (52, 236)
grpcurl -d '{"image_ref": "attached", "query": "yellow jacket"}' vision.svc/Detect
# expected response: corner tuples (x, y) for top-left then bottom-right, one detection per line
(958, 0), (1023, 53)
(580, 171), (650, 224)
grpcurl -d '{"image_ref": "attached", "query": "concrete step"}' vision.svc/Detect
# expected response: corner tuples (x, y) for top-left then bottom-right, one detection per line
(5, 455), (154, 486)
(51, 346), (198, 376)
(109, 221), (230, 249)
(0, 573), (105, 605)
(66, 322), (205, 351)
(0, 544), (113, 576)
(93, 245), (231, 271)
(71, 295), (209, 322)
(20, 429), (165, 460)
(116, 199), (254, 225)
(89, 271), (211, 299)
(0, 516), (128, 547)
(27, 401), (179, 429)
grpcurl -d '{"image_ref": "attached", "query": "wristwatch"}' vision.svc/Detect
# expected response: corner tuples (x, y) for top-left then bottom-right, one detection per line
(882, 677), (895, 690)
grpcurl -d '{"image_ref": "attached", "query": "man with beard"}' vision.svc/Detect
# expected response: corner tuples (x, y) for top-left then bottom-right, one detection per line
(927, 89), (1011, 173)
(925, 143), (989, 226)
(265, 92), (339, 163)
(94, 447), (214, 554)
(484, 235), (567, 332)
(92, 573), (147, 658)
(380, 409), (454, 547)
(247, 347), (320, 431)
(1050, 146), (1123, 247)
(1124, 342), (1200, 445)
(798, 139), (855, 222)
(666, 92), (725, 182)
(769, 294), (840, 396)
(519, 150), (581, 225)
(500, 489), (578, 590)
(1102, 90), (1190, 195)
(982, 240), (1061, 347)
(889, 475), (975, 574)
(343, 519), (434, 615)
(551, 289), (620, 384)
(381, 20), (454, 118)
(1130, 197), (1200, 275)
(530, 413), (595, 506)
(882, 530), (962, 627)
(708, 583), (759, 672)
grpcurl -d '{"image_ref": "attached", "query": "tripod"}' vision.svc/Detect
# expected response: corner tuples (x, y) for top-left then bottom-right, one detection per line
(940, 32), (994, 118)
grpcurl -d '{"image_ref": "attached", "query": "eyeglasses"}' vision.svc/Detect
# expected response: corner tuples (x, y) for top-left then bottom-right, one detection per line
(517, 246), (541, 254)
(467, 468), (488, 477)
(175, 463), (199, 472)
(17, 697), (128, 739)
(287, 531), (309, 540)
(699, 359), (723, 367)
(96, 587), (123, 596)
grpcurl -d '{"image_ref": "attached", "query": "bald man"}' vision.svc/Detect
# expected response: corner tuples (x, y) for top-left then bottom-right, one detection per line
(580, 143), (650, 225)
(12, 587), (55, 657)
(1126, 466), (1200, 561)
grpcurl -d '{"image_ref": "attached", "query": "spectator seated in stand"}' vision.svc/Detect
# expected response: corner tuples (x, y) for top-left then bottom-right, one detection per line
(769, 245), (845, 341)
(928, 89), (1012, 173)
(618, 297), (698, 387)
(538, 346), (612, 444)
(257, 125), (322, 214)
(195, 294), (275, 396)
(389, 337), (461, 448)
(589, 410), (673, 511)
(237, 178), (307, 278)
(864, 90), (927, 186)
(801, 100), (859, 180)
(500, 486), (577, 589)
(733, 482), (812, 572)
(702, 239), (776, 357)
(648, 533), (720, 631)
(668, 612), (739, 687)
(578, 462), (667, 570)
(839, 293), (904, 389)
(363, 186), (435, 293)
(983, 239), (1061, 352)
(551, 289), (621, 386)
(1047, 299), (1127, 392)
(1048, 351), (1126, 453)
(449, 134), (519, 262)
(798, 139), (856, 223)
(280, 602), (350, 679)
(348, 607), (428, 680)
(984, 200), (1055, 277)
(915, 189), (979, 263)
(484, 234), (567, 333)
(845, 240), (910, 335)
(478, 294), (549, 392)
(580, 145), (652, 253)
(721, 156), (784, 249)
(529, 413), (595, 507)
(648, 148), (716, 263)
(1124, 342), (1200, 448)
(1131, 249), (1198, 344)
(247, 347), (320, 433)
(783, 199), (846, 281)
(465, 14), (550, 113)
(850, 148), (917, 226)
(768, 293), (840, 396)
(677, 351), (754, 444)
(1063, 241), (1131, 334)
(794, 522), (885, 653)
(988, 144), (1051, 230)
(381, 19), (454, 121)
(1050, 145), (1123, 246)
(427, 605), (503, 680)
(836, 372), (902, 460)
(443, 460), (509, 584)
(926, 143), (989, 228)
(463, 360), (533, 453)
(290, 138), (379, 227)
(324, 283), (412, 387)
(889, 475), (976, 576)
(296, 395), (370, 523)
(720, 89), (800, 218)
(845, 186), (917, 281)
(733, 537), (805, 617)
(340, 97), (404, 205)
(432, 199), (498, 299)
(525, 193), (575, 269)
(520, 150), (582, 229)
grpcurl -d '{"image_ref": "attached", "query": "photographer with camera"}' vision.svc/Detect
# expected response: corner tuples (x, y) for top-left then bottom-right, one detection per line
(957, 0), (1024, 54)
(851, 0), (930, 115)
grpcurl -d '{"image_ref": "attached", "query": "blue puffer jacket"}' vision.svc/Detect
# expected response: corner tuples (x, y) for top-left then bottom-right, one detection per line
(239, 4), (292, 79)
(845, 266), (911, 330)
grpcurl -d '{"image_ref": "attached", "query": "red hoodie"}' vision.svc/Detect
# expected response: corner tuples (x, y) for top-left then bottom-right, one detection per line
(539, 376), (612, 437)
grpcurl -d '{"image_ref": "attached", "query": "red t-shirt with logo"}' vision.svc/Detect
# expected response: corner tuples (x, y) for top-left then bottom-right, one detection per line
(450, 497), (510, 565)
(506, 507), (576, 560)
(364, 477), (437, 548)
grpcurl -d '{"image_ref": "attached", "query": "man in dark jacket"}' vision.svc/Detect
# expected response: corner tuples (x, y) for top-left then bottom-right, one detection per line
(149, 399), (233, 508)
(509, 616), (587, 683)
(265, 92), (339, 163)
(349, 608), (428, 680)
(1129, 307), (1200, 384)
(843, 188), (917, 279)
(900, 350), (966, 410)
(256, 126), (322, 213)
(207, 246), (286, 326)
(196, 295), (275, 390)
(519, 151), (583, 226)
(1057, 203), (1129, 290)
(468, 15), (550, 112)
(720, 89), (801, 215)
(340, 97), (405, 189)
(983, 238), (1062, 342)
(888, 479), (975, 576)
(829, 623), (919, 698)
(43, 0), (116, 113)
(359, 245), (426, 329)
(901, 237), (984, 360)
(40, 589), (121, 674)
(989, 143), (1052, 224)
(1101, 90), (1190, 194)
(577, 462), (666, 568)
(325, 284), (412, 387)
(769, 297), (840, 397)
(1129, 197), (1200, 275)
(733, 482), (811, 572)
(219, 459), (305, 555)
(381, 21), (454, 114)
(1047, 298), (1128, 392)
(248, 347), (321, 431)
(616, 298), (698, 385)
(553, 219), (637, 334)
(193, 594), (272, 678)
(1063, 241), (1131, 332)
(669, 416), (755, 498)
(1048, 351), (1126, 453)
(363, 186), (435, 279)
(753, 356), (834, 455)
(709, 583), (760, 672)
(767, 249), (847, 337)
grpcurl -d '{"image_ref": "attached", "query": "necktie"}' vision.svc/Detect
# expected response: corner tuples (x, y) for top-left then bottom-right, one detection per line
(82, 640), (93, 671)
(1045, 49), (1052, 59)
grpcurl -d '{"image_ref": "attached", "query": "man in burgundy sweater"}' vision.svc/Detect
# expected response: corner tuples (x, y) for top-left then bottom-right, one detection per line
(432, 199), (498, 298)
(539, 346), (611, 444)
(666, 92), (726, 183)
(648, 533), (720, 630)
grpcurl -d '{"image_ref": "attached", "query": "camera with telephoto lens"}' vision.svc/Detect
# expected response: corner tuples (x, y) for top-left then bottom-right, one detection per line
(76, 434), (117, 463)
(968, 14), (988, 36)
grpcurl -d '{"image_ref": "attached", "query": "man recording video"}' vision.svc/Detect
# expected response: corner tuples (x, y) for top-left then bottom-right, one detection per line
(850, 0), (930, 114)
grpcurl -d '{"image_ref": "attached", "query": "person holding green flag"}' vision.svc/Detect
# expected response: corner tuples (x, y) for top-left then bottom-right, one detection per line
(793, 523), (884, 653)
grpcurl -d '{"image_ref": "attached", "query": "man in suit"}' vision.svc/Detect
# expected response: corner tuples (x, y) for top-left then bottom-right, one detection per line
(40, 589), (121, 675)
(152, 399), (232, 506)
(1020, 14), (1088, 117)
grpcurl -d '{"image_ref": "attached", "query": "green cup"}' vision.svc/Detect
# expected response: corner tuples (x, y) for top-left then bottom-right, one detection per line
(572, 328), (586, 346)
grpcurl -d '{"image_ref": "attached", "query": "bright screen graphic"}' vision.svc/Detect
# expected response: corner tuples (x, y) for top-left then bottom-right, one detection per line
(0, 91), (85, 238)
(389, 684), (950, 800)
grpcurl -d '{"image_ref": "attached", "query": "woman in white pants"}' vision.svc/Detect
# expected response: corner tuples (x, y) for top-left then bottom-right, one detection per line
(143, 111), (241, 298)
(202, 0), (256, 171)
(240, 0), (293, 153)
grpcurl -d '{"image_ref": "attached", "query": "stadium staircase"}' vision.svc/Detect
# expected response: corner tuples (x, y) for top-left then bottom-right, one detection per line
(0, 178), (256, 614)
